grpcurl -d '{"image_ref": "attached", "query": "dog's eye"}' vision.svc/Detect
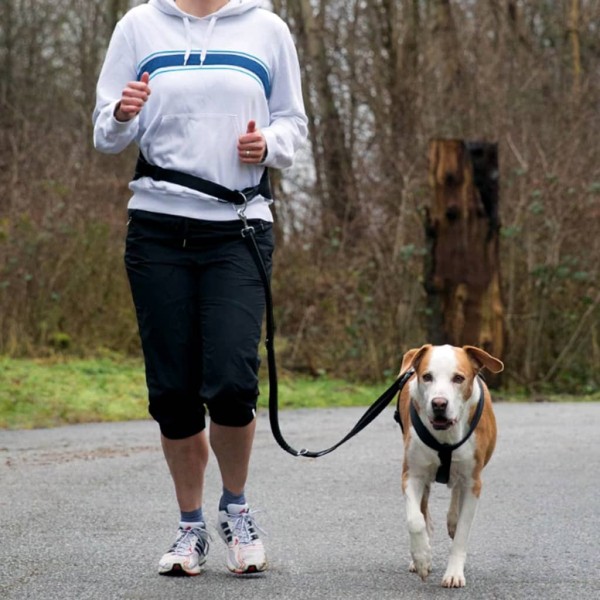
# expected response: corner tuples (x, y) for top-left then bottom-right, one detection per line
(452, 374), (465, 384)
(422, 373), (433, 382)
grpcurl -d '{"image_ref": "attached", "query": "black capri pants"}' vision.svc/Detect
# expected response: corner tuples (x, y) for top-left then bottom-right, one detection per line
(124, 209), (273, 440)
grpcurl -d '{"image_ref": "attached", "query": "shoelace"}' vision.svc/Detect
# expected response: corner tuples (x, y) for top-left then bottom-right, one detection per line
(228, 510), (266, 545)
(170, 526), (210, 556)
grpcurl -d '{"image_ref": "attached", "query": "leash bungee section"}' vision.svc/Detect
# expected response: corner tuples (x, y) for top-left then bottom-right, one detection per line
(134, 156), (414, 458)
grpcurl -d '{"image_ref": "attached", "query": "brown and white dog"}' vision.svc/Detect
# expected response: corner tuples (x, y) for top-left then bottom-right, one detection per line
(397, 344), (503, 588)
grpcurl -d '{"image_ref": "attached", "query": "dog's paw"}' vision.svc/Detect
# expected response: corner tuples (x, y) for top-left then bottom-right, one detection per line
(441, 569), (466, 588)
(410, 555), (432, 581)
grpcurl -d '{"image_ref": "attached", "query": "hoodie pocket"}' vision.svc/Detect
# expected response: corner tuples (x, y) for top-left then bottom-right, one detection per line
(150, 113), (241, 184)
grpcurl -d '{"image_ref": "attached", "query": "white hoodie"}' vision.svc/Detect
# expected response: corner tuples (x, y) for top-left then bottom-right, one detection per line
(93, 0), (308, 221)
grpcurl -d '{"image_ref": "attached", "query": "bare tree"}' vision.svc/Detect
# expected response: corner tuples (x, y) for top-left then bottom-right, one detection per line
(283, 0), (360, 232)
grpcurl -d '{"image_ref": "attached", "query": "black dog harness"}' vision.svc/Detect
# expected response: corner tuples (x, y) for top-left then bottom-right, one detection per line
(394, 377), (486, 484)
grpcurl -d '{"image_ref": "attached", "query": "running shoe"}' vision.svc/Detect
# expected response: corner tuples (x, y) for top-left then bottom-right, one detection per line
(217, 503), (267, 574)
(158, 523), (210, 576)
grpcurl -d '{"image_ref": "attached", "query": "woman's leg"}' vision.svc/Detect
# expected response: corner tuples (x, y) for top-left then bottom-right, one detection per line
(195, 221), (273, 573)
(125, 211), (208, 513)
(209, 419), (256, 496)
(196, 222), (273, 495)
(161, 430), (210, 512)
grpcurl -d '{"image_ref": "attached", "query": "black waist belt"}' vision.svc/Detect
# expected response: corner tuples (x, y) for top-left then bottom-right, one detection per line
(133, 152), (272, 206)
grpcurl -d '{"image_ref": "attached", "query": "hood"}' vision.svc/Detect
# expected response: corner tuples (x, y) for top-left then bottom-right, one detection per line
(148, 0), (262, 20)
(148, 0), (263, 66)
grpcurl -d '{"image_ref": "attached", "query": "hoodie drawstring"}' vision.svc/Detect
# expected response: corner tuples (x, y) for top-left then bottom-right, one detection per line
(183, 15), (217, 67)
(200, 16), (217, 66)
(183, 16), (192, 65)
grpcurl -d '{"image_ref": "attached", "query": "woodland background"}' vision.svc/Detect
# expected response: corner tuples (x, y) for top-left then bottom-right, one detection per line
(0, 0), (598, 393)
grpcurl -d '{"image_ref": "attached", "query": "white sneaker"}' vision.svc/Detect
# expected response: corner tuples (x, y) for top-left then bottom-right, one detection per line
(217, 503), (267, 574)
(158, 523), (209, 576)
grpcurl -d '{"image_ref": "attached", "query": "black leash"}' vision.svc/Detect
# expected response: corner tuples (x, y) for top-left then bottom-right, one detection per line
(240, 217), (415, 457)
(394, 378), (485, 484)
(135, 156), (414, 458)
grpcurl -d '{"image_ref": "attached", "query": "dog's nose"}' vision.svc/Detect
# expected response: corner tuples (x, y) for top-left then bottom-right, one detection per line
(432, 397), (448, 413)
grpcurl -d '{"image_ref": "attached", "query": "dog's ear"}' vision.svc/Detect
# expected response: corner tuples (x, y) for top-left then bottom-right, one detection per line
(400, 344), (431, 374)
(463, 346), (504, 374)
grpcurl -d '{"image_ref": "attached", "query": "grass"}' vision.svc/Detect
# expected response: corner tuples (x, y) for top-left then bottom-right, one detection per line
(0, 356), (148, 429)
(0, 356), (386, 430)
(1, 356), (597, 431)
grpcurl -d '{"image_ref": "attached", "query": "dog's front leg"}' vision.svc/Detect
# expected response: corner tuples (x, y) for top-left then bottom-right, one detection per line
(404, 477), (431, 580)
(447, 486), (461, 539)
(441, 486), (478, 588)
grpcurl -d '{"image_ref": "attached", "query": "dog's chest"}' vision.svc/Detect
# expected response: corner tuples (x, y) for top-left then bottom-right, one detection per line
(407, 435), (477, 483)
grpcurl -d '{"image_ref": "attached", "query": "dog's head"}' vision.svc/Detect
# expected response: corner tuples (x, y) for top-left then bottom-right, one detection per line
(400, 344), (504, 431)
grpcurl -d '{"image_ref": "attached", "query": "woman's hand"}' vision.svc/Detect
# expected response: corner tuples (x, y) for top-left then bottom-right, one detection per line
(238, 120), (268, 164)
(114, 72), (151, 122)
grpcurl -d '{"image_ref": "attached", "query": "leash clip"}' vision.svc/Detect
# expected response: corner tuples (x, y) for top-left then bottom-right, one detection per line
(236, 193), (255, 238)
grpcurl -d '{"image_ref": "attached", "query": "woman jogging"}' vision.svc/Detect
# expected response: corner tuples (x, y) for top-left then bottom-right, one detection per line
(93, 0), (307, 577)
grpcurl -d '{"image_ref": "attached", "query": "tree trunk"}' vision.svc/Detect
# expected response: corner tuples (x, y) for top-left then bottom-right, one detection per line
(569, 0), (582, 100)
(285, 0), (359, 230)
(424, 139), (505, 362)
(108, 0), (128, 35)
(366, 0), (419, 205)
(433, 0), (463, 95)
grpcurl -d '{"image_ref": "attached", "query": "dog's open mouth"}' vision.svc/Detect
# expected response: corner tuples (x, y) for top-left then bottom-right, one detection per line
(430, 417), (456, 431)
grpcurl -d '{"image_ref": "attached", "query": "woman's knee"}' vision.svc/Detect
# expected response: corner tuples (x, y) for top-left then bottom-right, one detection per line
(206, 391), (258, 427)
(149, 389), (207, 439)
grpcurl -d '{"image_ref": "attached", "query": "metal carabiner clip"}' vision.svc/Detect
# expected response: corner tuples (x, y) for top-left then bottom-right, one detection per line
(236, 192), (255, 238)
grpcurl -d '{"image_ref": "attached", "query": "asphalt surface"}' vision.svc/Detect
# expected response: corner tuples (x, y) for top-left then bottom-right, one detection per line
(1, 402), (599, 600)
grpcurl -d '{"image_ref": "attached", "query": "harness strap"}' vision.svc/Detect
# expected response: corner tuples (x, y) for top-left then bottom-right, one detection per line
(133, 152), (272, 205)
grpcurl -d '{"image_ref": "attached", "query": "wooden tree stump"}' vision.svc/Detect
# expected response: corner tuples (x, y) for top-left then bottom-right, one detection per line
(424, 139), (505, 362)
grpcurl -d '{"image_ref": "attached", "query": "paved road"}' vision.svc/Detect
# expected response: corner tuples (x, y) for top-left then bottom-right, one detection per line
(1, 403), (599, 600)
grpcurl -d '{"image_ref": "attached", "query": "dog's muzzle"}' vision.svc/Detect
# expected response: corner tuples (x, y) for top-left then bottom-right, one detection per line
(430, 397), (455, 430)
